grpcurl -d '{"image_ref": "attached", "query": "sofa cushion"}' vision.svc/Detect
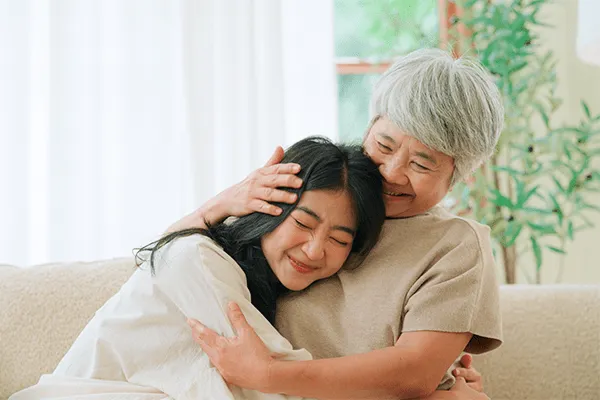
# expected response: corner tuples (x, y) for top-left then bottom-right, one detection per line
(0, 258), (135, 398)
(474, 284), (600, 400)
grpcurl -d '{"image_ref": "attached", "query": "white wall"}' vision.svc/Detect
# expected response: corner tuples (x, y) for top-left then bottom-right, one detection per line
(517, 0), (600, 283)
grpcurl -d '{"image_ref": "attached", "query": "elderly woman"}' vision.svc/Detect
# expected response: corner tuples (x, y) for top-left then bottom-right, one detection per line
(172, 48), (504, 400)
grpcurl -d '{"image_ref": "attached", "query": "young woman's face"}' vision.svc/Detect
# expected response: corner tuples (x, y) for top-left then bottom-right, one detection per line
(363, 116), (455, 218)
(261, 189), (357, 291)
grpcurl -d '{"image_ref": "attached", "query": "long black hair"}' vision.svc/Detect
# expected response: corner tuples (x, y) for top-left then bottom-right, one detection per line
(135, 137), (385, 322)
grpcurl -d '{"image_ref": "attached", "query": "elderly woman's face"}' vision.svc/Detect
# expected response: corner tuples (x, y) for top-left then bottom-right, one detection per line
(364, 117), (455, 218)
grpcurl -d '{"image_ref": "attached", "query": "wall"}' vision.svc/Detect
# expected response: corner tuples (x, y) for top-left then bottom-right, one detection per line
(517, 0), (600, 283)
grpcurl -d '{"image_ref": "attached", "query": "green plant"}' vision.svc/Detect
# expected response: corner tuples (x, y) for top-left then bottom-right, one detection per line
(447, 0), (600, 283)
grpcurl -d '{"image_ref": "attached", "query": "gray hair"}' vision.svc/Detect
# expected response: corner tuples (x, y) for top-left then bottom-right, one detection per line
(369, 48), (504, 185)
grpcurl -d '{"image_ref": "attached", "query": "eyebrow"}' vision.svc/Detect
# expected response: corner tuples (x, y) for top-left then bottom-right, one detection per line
(378, 133), (397, 145)
(295, 206), (356, 236)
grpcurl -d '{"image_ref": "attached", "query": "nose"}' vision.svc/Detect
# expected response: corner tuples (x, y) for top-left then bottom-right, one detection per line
(379, 159), (409, 186)
(302, 235), (325, 261)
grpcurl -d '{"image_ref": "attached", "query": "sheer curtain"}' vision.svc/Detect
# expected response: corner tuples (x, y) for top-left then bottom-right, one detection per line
(0, 0), (336, 266)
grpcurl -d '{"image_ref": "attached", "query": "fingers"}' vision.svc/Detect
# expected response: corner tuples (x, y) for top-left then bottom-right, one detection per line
(247, 200), (283, 216)
(227, 302), (251, 335)
(454, 367), (484, 392)
(262, 163), (301, 178)
(459, 353), (473, 368)
(187, 318), (219, 348)
(263, 146), (285, 168)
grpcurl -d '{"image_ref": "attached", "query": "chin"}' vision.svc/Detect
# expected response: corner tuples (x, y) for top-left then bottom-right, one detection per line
(282, 280), (310, 292)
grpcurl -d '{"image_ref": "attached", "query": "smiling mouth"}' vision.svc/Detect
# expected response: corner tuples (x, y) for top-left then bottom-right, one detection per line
(383, 191), (413, 197)
(288, 256), (315, 274)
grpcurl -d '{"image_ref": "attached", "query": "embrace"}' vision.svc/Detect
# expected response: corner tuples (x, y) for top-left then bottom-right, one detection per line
(12, 48), (504, 400)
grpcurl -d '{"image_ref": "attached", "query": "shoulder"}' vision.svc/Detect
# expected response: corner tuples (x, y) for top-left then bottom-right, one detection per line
(429, 205), (491, 245)
(382, 206), (493, 264)
(152, 234), (242, 278)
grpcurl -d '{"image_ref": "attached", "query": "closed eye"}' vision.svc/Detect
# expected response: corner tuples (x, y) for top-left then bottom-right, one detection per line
(412, 161), (430, 171)
(331, 237), (350, 247)
(377, 142), (393, 152)
(294, 219), (312, 230)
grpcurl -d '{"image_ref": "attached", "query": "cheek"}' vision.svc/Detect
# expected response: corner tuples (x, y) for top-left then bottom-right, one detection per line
(326, 247), (352, 275)
(415, 178), (447, 204)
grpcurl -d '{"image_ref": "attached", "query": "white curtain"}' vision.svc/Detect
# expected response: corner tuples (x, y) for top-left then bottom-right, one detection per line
(0, 0), (337, 266)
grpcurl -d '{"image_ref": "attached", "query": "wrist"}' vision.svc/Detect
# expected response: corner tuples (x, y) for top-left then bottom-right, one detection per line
(199, 196), (228, 227)
(264, 359), (286, 394)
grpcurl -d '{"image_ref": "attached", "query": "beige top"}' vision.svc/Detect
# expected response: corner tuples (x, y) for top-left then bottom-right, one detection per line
(275, 205), (502, 389)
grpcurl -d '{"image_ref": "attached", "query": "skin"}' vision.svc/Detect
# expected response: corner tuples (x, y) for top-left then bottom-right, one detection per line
(364, 116), (455, 218)
(175, 118), (489, 399)
(262, 189), (356, 291)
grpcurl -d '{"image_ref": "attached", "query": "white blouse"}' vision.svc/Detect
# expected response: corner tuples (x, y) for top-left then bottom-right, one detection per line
(10, 235), (312, 400)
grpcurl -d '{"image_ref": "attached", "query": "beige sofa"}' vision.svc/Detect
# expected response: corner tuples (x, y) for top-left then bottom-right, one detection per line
(1, 258), (599, 400)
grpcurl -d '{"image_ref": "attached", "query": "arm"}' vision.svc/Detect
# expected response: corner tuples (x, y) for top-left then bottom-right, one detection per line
(190, 303), (471, 400)
(166, 146), (301, 233)
(268, 331), (472, 399)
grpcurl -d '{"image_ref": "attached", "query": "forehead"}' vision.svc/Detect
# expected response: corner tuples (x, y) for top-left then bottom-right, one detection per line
(295, 189), (356, 226)
(368, 117), (453, 162)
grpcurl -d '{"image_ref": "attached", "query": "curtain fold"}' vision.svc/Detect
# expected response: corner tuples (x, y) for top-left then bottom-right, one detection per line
(0, 0), (336, 266)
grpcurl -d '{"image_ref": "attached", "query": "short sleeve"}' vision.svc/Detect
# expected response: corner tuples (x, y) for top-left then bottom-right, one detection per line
(401, 222), (502, 354)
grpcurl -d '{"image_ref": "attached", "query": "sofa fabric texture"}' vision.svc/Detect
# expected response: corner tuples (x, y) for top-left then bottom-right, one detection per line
(1, 259), (599, 400)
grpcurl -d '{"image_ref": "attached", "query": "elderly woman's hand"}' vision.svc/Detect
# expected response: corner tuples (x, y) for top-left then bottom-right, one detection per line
(166, 146), (302, 233)
(453, 354), (484, 392)
(187, 302), (279, 393)
(418, 378), (489, 400)
(215, 146), (302, 218)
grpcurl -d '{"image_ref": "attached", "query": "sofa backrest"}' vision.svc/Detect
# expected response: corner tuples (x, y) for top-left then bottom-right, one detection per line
(474, 284), (600, 400)
(0, 258), (136, 399)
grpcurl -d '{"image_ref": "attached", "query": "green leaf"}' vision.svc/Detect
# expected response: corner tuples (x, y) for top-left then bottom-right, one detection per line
(548, 194), (563, 224)
(505, 222), (523, 247)
(563, 143), (572, 161)
(567, 221), (574, 240)
(527, 222), (557, 235)
(489, 189), (514, 209)
(534, 103), (550, 128)
(490, 165), (526, 176)
(546, 245), (566, 255)
(521, 207), (553, 215)
(517, 185), (539, 208)
(582, 202), (600, 212)
(552, 176), (565, 194)
(567, 174), (579, 194)
(582, 100), (591, 119)
(530, 236), (542, 271)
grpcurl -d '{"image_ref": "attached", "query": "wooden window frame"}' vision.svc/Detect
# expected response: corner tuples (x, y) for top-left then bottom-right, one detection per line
(336, 0), (458, 75)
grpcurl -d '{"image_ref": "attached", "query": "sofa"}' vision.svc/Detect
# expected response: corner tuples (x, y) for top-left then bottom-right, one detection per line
(0, 258), (598, 400)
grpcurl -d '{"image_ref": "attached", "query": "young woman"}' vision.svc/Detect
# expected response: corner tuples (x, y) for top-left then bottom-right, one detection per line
(9, 137), (386, 400)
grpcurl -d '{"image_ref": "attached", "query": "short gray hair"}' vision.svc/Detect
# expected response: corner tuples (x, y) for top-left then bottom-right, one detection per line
(369, 48), (504, 185)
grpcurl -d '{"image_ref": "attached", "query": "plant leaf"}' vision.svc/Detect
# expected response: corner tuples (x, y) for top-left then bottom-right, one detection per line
(530, 236), (542, 271)
(527, 222), (557, 235)
(582, 100), (591, 119)
(546, 245), (566, 254)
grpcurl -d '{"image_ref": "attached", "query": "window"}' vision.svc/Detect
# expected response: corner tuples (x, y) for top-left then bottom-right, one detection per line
(334, 0), (441, 142)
